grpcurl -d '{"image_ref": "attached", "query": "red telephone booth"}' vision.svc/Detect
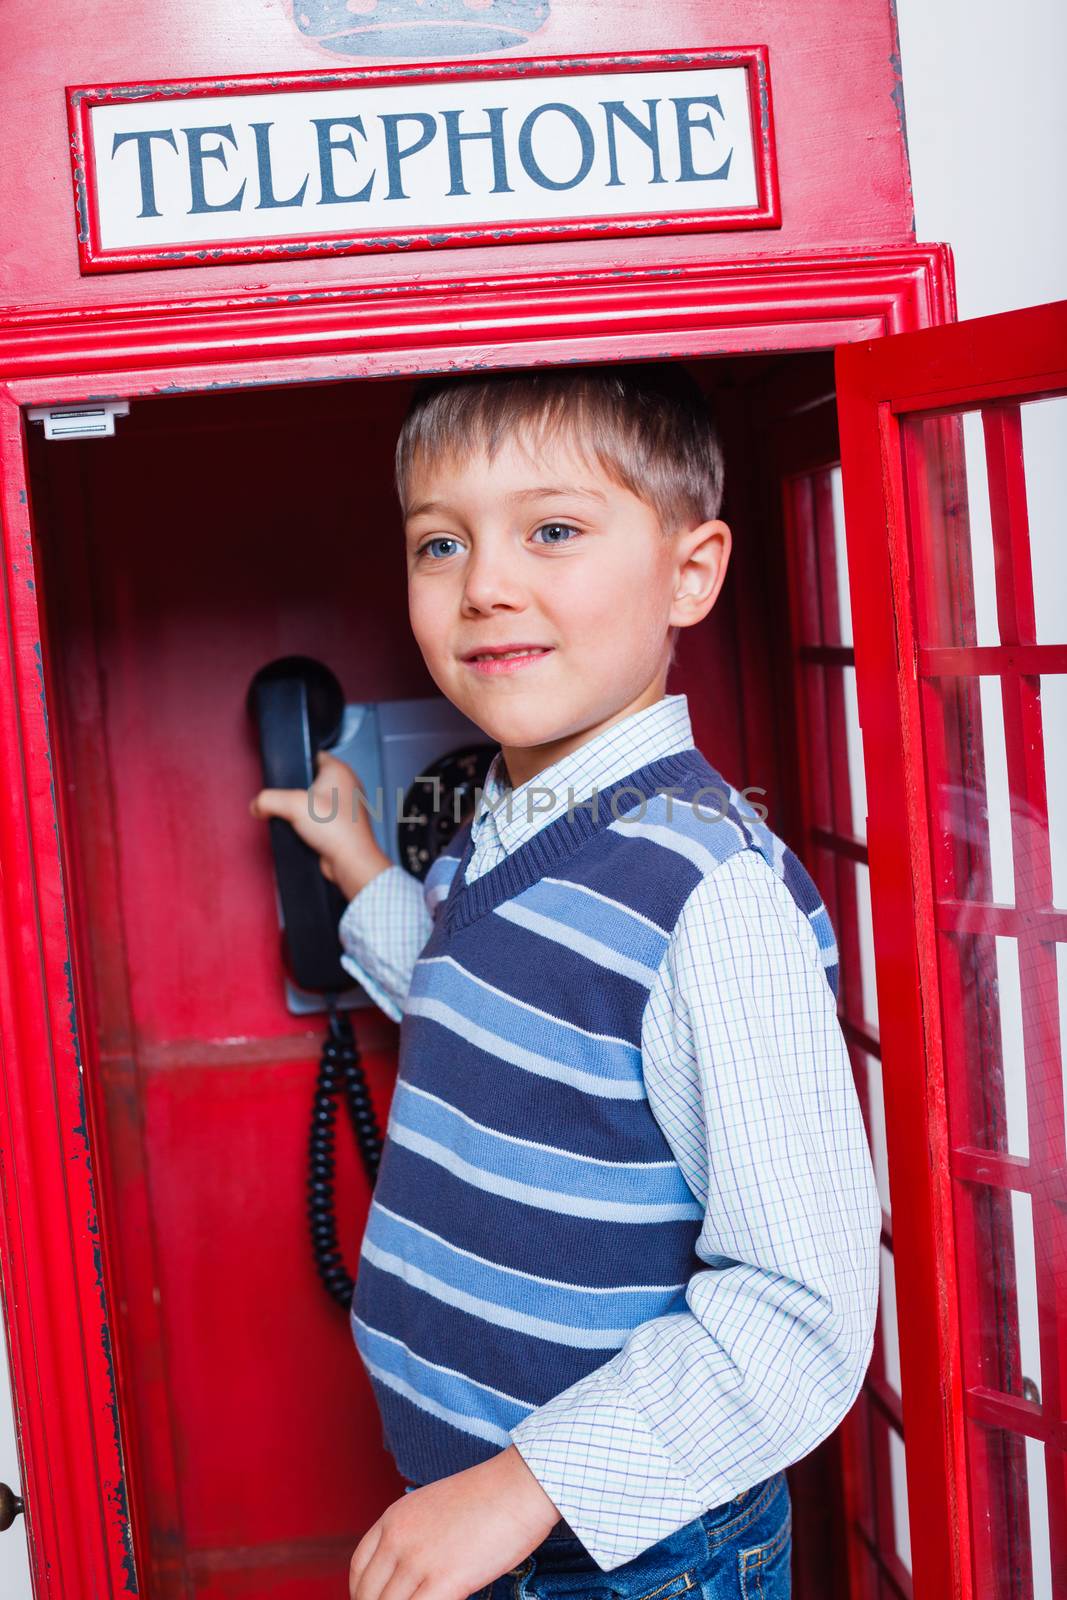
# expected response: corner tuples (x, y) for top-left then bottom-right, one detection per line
(0, 4), (1063, 1598)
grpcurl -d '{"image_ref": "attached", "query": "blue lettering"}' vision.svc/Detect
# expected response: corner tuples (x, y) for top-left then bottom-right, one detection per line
(250, 121), (309, 210)
(380, 113), (437, 201)
(518, 102), (594, 191)
(311, 117), (374, 205)
(111, 129), (178, 219)
(600, 99), (665, 188)
(441, 106), (513, 197)
(671, 96), (733, 183)
(183, 125), (246, 215)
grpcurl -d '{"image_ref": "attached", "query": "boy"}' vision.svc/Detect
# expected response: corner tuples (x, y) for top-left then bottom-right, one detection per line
(250, 363), (882, 1600)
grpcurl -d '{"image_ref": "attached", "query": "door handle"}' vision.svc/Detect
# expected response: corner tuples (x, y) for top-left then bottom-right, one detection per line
(0, 1482), (24, 1531)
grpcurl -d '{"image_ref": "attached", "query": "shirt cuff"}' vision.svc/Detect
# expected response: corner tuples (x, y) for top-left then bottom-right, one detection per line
(508, 1373), (709, 1572)
(337, 863), (429, 1023)
(338, 949), (403, 1024)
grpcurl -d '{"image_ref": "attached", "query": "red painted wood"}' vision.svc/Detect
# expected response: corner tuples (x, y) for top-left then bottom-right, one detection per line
(0, 246), (949, 395)
(0, 249), (951, 1597)
(1, 0), (914, 313)
(0, 3), (948, 1584)
(0, 393), (139, 1593)
(0, 272), (934, 1587)
(835, 300), (1067, 1600)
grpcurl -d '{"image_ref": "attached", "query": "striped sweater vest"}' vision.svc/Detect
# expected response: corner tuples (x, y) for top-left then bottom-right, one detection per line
(350, 746), (839, 1484)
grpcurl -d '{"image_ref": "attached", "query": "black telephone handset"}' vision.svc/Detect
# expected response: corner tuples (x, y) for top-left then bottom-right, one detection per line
(247, 656), (351, 994)
(246, 656), (496, 1310)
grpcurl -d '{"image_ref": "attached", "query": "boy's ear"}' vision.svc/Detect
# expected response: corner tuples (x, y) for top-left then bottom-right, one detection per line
(670, 518), (731, 630)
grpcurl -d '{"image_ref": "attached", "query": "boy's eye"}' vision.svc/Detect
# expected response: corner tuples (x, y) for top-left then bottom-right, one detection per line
(417, 536), (462, 560)
(532, 522), (581, 546)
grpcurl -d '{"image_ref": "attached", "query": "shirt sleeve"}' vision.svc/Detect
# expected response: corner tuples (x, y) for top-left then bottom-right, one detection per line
(507, 847), (883, 1572)
(337, 864), (434, 1024)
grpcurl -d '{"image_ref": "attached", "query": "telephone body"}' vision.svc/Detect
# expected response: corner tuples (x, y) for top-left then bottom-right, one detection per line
(248, 656), (496, 1015)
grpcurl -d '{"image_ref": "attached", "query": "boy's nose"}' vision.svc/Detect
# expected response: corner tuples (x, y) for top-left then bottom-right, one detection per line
(460, 546), (527, 612)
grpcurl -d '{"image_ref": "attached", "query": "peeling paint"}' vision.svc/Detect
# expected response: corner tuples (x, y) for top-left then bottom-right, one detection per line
(888, 50), (910, 162)
(887, 0), (915, 235)
(757, 59), (771, 136)
(72, 164), (91, 245)
(90, 1231), (139, 1592)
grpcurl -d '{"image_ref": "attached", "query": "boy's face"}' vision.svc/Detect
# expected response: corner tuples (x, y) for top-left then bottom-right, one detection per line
(403, 428), (730, 784)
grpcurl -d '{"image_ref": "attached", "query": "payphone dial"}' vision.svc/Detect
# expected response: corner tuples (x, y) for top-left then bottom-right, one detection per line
(247, 656), (496, 1306)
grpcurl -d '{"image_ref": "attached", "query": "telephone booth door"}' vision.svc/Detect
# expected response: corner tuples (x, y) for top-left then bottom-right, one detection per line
(834, 299), (1067, 1600)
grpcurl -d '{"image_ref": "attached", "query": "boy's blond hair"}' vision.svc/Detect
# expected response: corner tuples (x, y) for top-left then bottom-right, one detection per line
(394, 361), (725, 536)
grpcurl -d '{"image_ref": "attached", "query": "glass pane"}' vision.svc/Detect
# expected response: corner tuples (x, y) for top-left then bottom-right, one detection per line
(922, 673), (1016, 908)
(879, 1243), (901, 1394)
(904, 410), (993, 649)
(808, 664), (867, 842)
(802, 663), (834, 836)
(979, 677), (1017, 906)
(1020, 395), (1067, 647)
(855, 859), (879, 1033)
(905, 399), (1067, 650)
(888, 1429), (912, 1576)
(860, 1048), (891, 1217)
(1010, 1191), (1043, 1404)
(935, 927), (987, 1151)
(960, 409), (1000, 648)
(963, 1422), (1059, 1600)
(997, 935), (1030, 1160)
(918, 671), (1064, 1160)
(787, 475), (821, 648)
(842, 665), (867, 844)
(956, 1178), (1041, 1402)
(1023, 1436), (1053, 1600)
(829, 464), (854, 648)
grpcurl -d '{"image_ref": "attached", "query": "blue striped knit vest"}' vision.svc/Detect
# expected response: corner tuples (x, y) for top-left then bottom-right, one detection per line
(350, 746), (839, 1484)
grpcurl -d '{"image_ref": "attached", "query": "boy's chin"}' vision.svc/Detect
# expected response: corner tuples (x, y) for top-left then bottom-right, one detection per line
(471, 715), (550, 749)
(459, 702), (569, 752)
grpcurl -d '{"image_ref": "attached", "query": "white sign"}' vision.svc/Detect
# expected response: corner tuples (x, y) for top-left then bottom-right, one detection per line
(68, 52), (778, 273)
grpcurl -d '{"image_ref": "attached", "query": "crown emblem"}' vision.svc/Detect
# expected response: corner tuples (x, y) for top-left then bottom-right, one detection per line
(291, 0), (551, 58)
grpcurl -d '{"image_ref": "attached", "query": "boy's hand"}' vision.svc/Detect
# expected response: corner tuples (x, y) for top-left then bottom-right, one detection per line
(348, 1446), (560, 1600)
(248, 751), (391, 903)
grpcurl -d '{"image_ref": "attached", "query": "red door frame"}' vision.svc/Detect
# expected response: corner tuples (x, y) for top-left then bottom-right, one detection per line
(770, 391), (914, 1596)
(0, 242), (952, 1597)
(835, 299), (1067, 1600)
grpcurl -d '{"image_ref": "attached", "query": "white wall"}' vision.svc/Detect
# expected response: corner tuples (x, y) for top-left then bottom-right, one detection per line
(894, 0), (1067, 316)
(0, 5), (1063, 1597)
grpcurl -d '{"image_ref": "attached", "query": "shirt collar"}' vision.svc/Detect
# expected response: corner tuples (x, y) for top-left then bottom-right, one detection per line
(472, 692), (695, 859)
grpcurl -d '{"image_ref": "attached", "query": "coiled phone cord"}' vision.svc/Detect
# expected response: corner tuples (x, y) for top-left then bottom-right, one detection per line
(307, 1000), (383, 1308)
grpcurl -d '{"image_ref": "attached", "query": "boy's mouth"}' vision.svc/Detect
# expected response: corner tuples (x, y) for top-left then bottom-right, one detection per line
(462, 644), (554, 675)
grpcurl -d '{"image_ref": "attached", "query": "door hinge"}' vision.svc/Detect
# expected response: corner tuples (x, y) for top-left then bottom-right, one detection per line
(27, 402), (130, 440)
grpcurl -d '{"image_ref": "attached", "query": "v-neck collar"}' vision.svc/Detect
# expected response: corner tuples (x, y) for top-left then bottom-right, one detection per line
(439, 747), (705, 935)
(474, 692), (694, 864)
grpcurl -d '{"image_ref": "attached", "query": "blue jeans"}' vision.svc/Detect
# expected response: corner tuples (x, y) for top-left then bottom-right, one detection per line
(467, 1471), (791, 1600)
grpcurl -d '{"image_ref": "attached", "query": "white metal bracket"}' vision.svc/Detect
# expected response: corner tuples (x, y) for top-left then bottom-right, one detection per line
(27, 402), (130, 441)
